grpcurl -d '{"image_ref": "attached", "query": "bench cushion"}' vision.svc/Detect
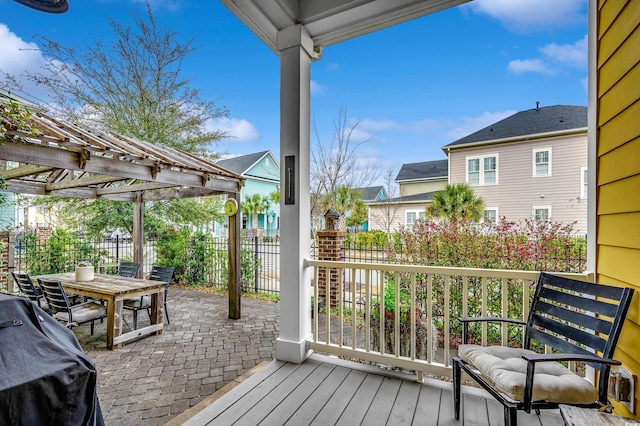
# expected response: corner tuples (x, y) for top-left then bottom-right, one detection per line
(459, 344), (598, 404)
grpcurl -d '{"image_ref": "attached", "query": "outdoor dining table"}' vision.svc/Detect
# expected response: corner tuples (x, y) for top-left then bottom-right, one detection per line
(33, 272), (166, 350)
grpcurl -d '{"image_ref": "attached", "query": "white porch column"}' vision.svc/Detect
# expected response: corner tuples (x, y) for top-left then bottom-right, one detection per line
(275, 24), (319, 363)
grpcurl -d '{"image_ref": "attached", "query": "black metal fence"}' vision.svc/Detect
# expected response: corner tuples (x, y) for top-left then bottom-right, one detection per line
(9, 234), (281, 295)
(7, 231), (587, 296)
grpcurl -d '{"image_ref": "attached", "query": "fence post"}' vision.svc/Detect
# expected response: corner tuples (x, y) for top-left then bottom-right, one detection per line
(116, 235), (120, 263)
(254, 235), (259, 292)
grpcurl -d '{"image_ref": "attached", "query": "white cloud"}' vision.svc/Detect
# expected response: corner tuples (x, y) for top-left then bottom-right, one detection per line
(358, 118), (399, 132)
(447, 110), (516, 141)
(508, 58), (551, 74)
(0, 23), (49, 98)
(310, 79), (327, 95)
(509, 35), (587, 75)
(209, 117), (260, 142)
(539, 34), (587, 69)
(463, 0), (586, 33)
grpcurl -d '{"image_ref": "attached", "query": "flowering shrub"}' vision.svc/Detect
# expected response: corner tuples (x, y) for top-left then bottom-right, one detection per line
(382, 217), (586, 347)
(388, 217), (585, 272)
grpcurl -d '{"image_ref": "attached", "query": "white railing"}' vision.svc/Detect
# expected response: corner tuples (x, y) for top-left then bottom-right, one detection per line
(306, 259), (592, 380)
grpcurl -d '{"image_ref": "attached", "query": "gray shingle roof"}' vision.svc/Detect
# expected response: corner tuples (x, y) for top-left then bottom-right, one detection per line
(215, 151), (270, 175)
(444, 105), (587, 149)
(387, 191), (436, 202)
(395, 159), (448, 182)
(353, 186), (384, 201)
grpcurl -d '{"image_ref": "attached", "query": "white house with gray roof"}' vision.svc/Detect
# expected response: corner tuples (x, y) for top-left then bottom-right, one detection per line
(367, 159), (448, 232)
(443, 104), (588, 234)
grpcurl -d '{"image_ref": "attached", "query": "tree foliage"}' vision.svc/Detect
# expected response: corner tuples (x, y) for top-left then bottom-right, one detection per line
(19, 4), (229, 154)
(427, 183), (484, 222)
(240, 193), (270, 230)
(35, 196), (224, 238)
(310, 104), (379, 228)
(6, 5), (231, 234)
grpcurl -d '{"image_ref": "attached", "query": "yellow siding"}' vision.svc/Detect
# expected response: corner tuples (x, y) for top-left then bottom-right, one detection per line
(597, 0), (640, 418)
(598, 138), (640, 184)
(600, 62), (640, 124)
(598, 213), (640, 249)
(598, 174), (640, 214)
(598, 100), (640, 155)
(597, 7), (640, 94)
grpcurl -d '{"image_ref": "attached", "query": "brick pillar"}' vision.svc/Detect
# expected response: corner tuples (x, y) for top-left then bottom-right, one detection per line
(0, 232), (14, 292)
(316, 229), (345, 307)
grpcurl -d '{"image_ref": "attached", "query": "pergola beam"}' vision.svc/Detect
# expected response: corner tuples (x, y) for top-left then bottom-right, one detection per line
(0, 140), (242, 194)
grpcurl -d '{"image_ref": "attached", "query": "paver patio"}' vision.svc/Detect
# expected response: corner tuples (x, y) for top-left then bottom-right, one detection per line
(75, 287), (280, 425)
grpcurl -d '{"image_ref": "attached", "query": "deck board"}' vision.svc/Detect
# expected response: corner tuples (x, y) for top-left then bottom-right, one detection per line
(286, 366), (351, 425)
(183, 354), (565, 426)
(336, 373), (384, 425)
(311, 368), (367, 425)
(388, 381), (422, 425)
(361, 376), (403, 425)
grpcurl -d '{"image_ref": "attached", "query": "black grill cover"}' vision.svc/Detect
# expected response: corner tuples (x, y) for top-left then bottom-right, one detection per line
(0, 293), (104, 425)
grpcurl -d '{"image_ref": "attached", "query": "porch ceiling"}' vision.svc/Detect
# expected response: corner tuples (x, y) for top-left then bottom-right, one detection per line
(220, 0), (470, 54)
(0, 94), (243, 202)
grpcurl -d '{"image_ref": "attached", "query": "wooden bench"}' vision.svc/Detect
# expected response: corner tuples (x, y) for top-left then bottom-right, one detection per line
(452, 272), (634, 426)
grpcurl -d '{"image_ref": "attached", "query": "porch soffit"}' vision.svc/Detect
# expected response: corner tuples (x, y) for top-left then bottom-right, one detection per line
(221, 0), (470, 53)
(0, 102), (244, 202)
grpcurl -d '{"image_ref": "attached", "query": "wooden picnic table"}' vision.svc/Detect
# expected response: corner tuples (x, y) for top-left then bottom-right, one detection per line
(34, 272), (166, 350)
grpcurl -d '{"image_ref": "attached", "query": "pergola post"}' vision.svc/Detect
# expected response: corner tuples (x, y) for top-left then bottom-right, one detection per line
(275, 24), (316, 363)
(228, 192), (242, 319)
(133, 193), (144, 278)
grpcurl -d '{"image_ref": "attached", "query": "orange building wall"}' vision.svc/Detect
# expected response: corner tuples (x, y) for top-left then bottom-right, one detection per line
(595, 0), (640, 418)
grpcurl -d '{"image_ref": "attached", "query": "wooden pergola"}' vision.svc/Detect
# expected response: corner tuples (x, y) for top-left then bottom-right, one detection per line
(0, 93), (245, 318)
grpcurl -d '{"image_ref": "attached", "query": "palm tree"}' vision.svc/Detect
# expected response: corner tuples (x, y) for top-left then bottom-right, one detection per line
(241, 193), (271, 230)
(427, 183), (484, 222)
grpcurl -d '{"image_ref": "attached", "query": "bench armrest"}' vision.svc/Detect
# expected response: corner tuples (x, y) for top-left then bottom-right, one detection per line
(458, 317), (526, 344)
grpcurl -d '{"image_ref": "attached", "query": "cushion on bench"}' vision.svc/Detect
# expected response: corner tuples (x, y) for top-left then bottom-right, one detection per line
(459, 344), (598, 404)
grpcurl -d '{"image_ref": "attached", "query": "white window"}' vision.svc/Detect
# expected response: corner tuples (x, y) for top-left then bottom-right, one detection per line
(532, 206), (551, 221)
(483, 209), (498, 224)
(406, 210), (426, 226)
(580, 167), (588, 199)
(533, 148), (552, 177)
(467, 154), (498, 185)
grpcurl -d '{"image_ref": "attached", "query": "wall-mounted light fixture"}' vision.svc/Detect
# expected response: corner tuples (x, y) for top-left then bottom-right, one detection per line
(13, 0), (69, 13)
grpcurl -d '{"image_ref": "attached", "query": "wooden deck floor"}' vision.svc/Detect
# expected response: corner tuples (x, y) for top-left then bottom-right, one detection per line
(182, 354), (565, 426)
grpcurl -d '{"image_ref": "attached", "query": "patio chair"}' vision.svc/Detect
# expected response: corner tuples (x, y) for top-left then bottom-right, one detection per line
(11, 272), (49, 313)
(452, 272), (634, 426)
(123, 265), (174, 329)
(117, 261), (141, 278)
(37, 278), (107, 335)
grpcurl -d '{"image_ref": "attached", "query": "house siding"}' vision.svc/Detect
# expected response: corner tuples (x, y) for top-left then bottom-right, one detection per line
(595, 0), (640, 418)
(448, 134), (587, 234)
(399, 179), (447, 197)
(368, 202), (428, 232)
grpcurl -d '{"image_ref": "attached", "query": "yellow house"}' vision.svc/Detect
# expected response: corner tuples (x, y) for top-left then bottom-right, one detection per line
(593, 0), (640, 418)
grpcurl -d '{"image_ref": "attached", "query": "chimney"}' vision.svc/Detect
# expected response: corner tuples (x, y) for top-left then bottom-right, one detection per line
(536, 101), (540, 110)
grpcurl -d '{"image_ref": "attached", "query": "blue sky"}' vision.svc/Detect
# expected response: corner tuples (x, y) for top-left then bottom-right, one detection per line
(0, 0), (587, 185)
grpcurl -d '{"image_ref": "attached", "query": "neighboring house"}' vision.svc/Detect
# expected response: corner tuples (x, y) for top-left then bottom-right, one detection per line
(368, 159), (447, 232)
(353, 186), (387, 203)
(0, 160), (53, 230)
(350, 186), (388, 231)
(368, 191), (439, 233)
(443, 104), (588, 234)
(396, 159), (448, 197)
(215, 151), (280, 238)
